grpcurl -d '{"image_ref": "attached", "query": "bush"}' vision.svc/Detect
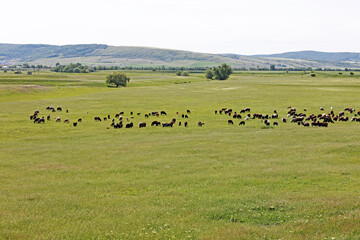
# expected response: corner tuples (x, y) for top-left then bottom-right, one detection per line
(350, 72), (354, 76)
(181, 71), (189, 76)
(106, 72), (130, 87)
(175, 71), (182, 76)
(310, 73), (316, 77)
(212, 63), (233, 80)
(205, 69), (214, 79)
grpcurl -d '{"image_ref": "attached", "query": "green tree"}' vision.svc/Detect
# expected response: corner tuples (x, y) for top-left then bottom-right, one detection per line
(175, 71), (182, 76)
(181, 71), (189, 76)
(270, 64), (276, 71)
(106, 72), (130, 87)
(205, 68), (214, 79)
(212, 63), (233, 80)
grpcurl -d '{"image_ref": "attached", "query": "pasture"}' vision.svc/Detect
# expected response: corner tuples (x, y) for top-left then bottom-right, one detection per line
(1, 70), (360, 239)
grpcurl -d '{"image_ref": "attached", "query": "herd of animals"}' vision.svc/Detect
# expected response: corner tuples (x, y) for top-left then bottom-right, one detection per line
(28, 105), (360, 129)
(30, 107), (197, 128)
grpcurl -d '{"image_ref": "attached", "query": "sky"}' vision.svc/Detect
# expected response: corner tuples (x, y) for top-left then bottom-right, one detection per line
(1, 0), (359, 55)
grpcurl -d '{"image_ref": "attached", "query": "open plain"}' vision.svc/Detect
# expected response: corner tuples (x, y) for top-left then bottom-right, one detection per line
(1, 70), (360, 239)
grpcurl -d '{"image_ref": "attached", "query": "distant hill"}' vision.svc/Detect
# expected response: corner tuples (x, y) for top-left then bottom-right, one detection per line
(1, 43), (360, 69)
(254, 50), (360, 63)
(0, 44), (107, 62)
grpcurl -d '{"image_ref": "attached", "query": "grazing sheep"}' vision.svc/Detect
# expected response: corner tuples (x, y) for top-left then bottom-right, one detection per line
(184, 122), (188, 127)
(64, 119), (69, 123)
(187, 110), (191, 114)
(151, 121), (161, 126)
(139, 122), (146, 128)
(78, 118), (82, 122)
(37, 117), (45, 123)
(239, 121), (245, 125)
(273, 122), (278, 126)
(55, 117), (61, 122)
(126, 122), (133, 128)
(198, 122), (205, 127)
(282, 118), (287, 123)
(301, 122), (310, 127)
(47, 115), (50, 121)
(162, 122), (173, 127)
(73, 122), (77, 127)
(228, 120), (234, 125)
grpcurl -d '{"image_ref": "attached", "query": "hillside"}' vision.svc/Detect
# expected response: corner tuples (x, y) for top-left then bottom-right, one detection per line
(255, 50), (360, 63)
(1, 43), (360, 69)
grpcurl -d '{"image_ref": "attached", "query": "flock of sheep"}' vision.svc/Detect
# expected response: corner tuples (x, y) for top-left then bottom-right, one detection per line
(29, 107), (203, 128)
(216, 106), (358, 127)
(29, 105), (359, 129)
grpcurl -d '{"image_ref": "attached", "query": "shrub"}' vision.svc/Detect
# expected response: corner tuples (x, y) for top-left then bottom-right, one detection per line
(205, 69), (214, 79)
(106, 72), (130, 87)
(181, 71), (189, 76)
(209, 64), (233, 80)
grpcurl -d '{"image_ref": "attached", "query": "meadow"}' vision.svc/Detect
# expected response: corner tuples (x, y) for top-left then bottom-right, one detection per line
(1, 70), (360, 239)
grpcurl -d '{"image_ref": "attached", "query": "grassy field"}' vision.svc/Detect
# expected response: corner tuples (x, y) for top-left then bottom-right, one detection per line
(1, 70), (360, 239)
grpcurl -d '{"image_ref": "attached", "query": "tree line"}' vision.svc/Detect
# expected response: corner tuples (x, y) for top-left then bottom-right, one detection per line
(2, 63), (360, 73)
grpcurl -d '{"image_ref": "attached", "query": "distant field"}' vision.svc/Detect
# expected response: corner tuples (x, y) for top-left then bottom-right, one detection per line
(1, 70), (360, 239)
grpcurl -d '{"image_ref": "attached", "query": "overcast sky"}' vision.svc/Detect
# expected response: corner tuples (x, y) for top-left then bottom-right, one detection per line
(1, 0), (359, 54)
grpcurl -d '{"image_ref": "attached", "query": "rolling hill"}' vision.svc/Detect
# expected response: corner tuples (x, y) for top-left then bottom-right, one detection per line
(254, 50), (360, 63)
(1, 43), (360, 69)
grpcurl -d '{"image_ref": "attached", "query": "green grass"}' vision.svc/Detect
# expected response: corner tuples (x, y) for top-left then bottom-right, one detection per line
(1, 71), (360, 239)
